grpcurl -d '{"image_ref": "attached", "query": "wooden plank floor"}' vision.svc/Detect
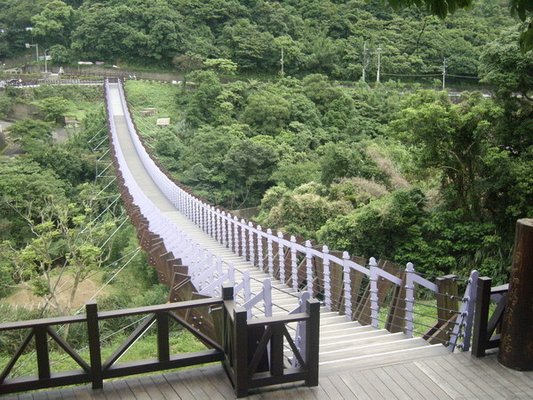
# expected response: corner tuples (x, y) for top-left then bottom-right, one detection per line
(6, 352), (533, 399)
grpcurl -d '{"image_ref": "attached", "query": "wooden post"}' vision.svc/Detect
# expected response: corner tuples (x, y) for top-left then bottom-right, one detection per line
(472, 277), (492, 357)
(157, 312), (170, 363)
(305, 298), (320, 387)
(436, 275), (458, 326)
(499, 219), (533, 370)
(233, 308), (248, 398)
(34, 326), (50, 380)
(86, 302), (103, 389)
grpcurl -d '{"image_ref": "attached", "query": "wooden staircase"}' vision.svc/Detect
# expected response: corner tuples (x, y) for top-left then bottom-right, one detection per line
(318, 310), (449, 375)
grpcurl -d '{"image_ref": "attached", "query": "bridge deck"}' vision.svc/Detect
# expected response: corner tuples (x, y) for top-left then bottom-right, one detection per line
(6, 352), (533, 399)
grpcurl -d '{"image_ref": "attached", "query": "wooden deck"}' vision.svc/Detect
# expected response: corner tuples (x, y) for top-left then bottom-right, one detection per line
(6, 351), (532, 399)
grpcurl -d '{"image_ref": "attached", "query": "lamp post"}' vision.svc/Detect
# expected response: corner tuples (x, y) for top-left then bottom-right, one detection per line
(376, 46), (382, 83)
(25, 42), (39, 71)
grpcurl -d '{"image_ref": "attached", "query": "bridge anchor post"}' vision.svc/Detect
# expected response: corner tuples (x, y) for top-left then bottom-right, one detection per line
(499, 218), (533, 371)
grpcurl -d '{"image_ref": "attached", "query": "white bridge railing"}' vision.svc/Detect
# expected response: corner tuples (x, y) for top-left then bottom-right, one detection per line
(106, 79), (477, 350)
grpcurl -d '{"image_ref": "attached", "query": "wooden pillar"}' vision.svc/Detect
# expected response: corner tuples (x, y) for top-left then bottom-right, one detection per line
(499, 219), (533, 370)
(86, 302), (103, 389)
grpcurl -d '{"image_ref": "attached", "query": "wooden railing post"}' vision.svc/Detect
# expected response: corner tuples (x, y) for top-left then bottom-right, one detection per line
(305, 298), (320, 387)
(233, 308), (248, 398)
(157, 312), (170, 363)
(436, 274), (459, 326)
(34, 326), (50, 380)
(86, 302), (103, 389)
(222, 283), (234, 301)
(472, 276), (492, 357)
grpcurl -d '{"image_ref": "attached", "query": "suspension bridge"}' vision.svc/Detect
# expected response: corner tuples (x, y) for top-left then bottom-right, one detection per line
(107, 78), (460, 365)
(1, 79), (532, 398)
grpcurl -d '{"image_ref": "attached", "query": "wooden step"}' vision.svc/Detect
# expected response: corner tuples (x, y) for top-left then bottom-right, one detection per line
(319, 344), (450, 376)
(320, 320), (369, 334)
(320, 329), (391, 347)
(320, 331), (407, 352)
(319, 337), (430, 363)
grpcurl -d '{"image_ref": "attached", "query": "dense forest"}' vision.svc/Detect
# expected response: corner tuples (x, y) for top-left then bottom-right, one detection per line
(0, 0), (530, 81)
(124, 27), (532, 283)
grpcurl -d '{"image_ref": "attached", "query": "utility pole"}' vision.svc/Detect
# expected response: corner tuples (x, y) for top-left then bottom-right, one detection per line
(442, 58), (447, 90)
(25, 42), (39, 71)
(376, 46), (382, 83)
(362, 42), (368, 82)
(280, 46), (284, 76)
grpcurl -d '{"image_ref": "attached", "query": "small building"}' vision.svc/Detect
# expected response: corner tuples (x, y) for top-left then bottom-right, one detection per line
(156, 117), (170, 127)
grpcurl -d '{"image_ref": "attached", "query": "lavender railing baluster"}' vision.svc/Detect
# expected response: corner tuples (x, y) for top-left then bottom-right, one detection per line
(343, 251), (352, 320)
(233, 216), (239, 254)
(278, 231), (285, 285)
(405, 262), (415, 338)
(240, 219), (247, 260)
(257, 225), (264, 271)
(248, 222), (255, 266)
(323, 245), (331, 310)
(267, 229), (274, 277)
(369, 257), (379, 328)
(290, 236), (298, 291)
(305, 240), (313, 296)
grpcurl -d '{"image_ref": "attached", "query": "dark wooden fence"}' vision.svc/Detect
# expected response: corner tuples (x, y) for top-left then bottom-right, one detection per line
(0, 285), (319, 397)
(471, 277), (508, 357)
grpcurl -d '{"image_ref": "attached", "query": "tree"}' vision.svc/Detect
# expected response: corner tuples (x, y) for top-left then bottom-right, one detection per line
(388, 0), (532, 51)
(223, 135), (281, 207)
(0, 158), (67, 245)
(32, 96), (70, 123)
(318, 188), (427, 261)
(184, 70), (223, 126)
(319, 142), (387, 186)
(242, 88), (291, 135)
(220, 18), (276, 70)
(390, 92), (506, 221)
(8, 119), (53, 151)
(203, 58), (238, 74)
(2, 199), (116, 317)
(31, 0), (75, 48)
(259, 185), (352, 240)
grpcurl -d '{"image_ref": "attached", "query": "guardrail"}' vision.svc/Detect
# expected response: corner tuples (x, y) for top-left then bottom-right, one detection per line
(0, 285), (319, 396)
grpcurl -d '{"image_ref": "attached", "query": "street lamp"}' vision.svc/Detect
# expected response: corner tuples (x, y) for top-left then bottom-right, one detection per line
(25, 42), (39, 70)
